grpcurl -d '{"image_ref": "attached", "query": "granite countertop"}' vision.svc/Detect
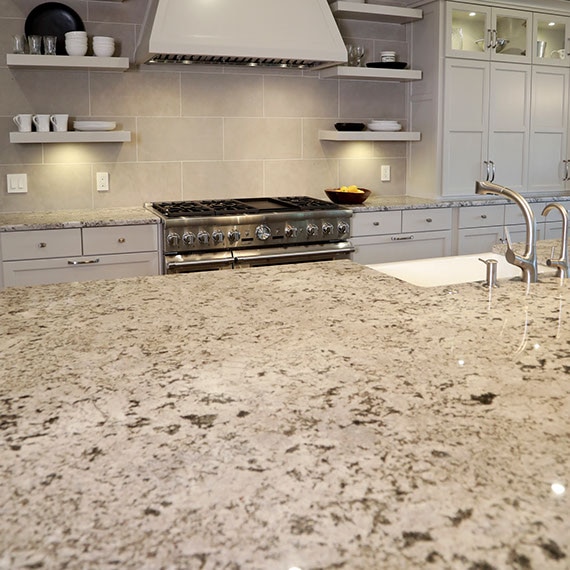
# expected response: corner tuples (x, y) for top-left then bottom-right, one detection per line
(1, 260), (569, 569)
(351, 193), (570, 212)
(0, 207), (160, 231)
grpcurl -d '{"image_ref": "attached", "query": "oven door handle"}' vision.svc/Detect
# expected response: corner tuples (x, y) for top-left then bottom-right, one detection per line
(166, 258), (234, 269)
(234, 245), (355, 263)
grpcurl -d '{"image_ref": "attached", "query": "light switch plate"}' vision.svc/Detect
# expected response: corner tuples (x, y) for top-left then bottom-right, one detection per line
(7, 173), (28, 193)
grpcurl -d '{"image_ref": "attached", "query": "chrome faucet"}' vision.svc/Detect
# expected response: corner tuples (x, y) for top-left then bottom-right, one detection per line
(541, 202), (569, 278)
(475, 181), (538, 284)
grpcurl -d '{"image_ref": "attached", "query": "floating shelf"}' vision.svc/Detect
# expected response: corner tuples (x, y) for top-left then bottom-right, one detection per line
(329, 1), (423, 23)
(10, 131), (131, 144)
(319, 66), (422, 81)
(319, 130), (421, 142)
(6, 53), (129, 71)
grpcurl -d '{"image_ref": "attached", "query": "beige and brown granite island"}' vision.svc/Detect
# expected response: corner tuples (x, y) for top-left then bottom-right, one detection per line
(1, 260), (568, 570)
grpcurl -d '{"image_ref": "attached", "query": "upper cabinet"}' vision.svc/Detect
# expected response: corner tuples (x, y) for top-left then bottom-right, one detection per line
(533, 13), (570, 67)
(446, 2), (532, 63)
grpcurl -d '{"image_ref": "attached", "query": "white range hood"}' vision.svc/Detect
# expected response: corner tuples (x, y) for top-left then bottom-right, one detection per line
(135, 0), (347, 68)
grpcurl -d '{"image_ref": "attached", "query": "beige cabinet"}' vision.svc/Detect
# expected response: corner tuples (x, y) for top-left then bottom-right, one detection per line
(351, 208), (452, 264)
(1, 224), (159, 288)
(446, 2), (532, 64)
(456, 204), (505, 254)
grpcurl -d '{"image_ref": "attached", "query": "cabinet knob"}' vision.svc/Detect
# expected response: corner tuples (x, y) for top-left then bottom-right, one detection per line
(118, 237), (126, 243)
(38, 242), (47, 248)
(426, 218), (432, 223)
(481, 214), (487, 219)
(373, 221), (380, 226)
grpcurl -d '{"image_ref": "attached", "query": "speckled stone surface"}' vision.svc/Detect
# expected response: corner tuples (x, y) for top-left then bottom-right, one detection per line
(351, 193), (570, 212)
(0, 260), (568, 569)
(0, 207), (160, 231)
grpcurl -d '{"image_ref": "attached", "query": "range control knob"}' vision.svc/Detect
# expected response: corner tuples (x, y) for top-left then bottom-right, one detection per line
(212, 230), (224, 244)
(197, 231), (210, 245)
(255, 224), (271, 241)
(306, 223), (319, 237)
(284, 225), (298, 239)
(338, 221), (350, 236)
(322, 222), (334, 235)
(227, 229), (241, 243)
(167, 232), (181, 247)
(182, 232), (196, 246)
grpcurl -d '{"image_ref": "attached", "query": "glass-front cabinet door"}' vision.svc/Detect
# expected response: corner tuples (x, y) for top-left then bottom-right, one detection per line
(446, 2), (532, 64)
(533, 14), (570, 67)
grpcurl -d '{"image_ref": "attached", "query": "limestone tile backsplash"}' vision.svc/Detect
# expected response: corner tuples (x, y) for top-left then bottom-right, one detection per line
(1, 0), (412, 212)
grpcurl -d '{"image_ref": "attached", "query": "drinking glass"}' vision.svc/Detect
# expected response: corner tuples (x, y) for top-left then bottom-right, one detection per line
(43, 36), (57, 56)
(29, 35), (42, 55)
(12, 34), (26, 54)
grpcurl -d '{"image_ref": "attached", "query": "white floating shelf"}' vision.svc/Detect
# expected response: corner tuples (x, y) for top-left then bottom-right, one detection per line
(319, 130), (421, 142)
(6, 53), (129, 71)
(10, 131), (131, 144)
(319, 66), (422, 81)
(329, 1), (423, 23)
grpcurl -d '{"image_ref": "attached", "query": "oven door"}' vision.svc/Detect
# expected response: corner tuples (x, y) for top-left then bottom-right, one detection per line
(233, 242), (354, 268)
(165, 252), (234, 273)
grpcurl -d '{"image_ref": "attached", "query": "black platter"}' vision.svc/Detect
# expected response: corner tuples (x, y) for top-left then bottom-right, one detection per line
(25, 2), (85, 55)
(366, 61), (408, 69)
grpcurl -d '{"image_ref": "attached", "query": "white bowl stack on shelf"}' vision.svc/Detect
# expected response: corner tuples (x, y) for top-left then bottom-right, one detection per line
(65, 31), (88, 56)
(367, 119), (402, 132)
(93, 36), (115, 57)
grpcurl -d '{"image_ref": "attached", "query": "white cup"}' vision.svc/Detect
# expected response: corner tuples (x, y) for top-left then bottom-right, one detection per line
(13, 114), (33, 132)
(50, 114), (69, 132)
(381, 51), (396, 62)
(32, 114), (51, 132)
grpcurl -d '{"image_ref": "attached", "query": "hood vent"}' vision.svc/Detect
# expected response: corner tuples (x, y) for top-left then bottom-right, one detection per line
(135, 0), (347, 69)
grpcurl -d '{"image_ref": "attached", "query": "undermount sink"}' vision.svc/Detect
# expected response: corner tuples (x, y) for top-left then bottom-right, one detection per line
(366, 252), (554, 288)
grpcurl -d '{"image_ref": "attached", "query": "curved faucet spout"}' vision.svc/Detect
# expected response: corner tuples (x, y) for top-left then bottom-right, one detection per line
(542, 202), (569, 278)
(475, 181), (538, 284)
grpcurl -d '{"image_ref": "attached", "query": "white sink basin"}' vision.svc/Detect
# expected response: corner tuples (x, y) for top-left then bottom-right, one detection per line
(366, 252), (554, 288)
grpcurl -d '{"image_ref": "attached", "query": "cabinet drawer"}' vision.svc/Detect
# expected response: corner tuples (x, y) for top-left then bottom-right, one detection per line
(0, 228), (82, 261)
(351, 211), (401, 237)
(504, 203), (547, 225)
(402, 208), (452, 232)
(458, 205), (504, 228)
(83, 224), (158, 255)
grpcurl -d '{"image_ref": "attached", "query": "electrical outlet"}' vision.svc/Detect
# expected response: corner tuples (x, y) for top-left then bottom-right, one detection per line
(7, 173), (28, 193)
(381, 165), (391, 182)
(96, 172), (109, 192)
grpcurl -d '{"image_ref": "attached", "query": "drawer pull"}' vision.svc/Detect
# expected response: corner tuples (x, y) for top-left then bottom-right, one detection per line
(391, 235), (414, 241)
(118, 237), (126, 243)
(68, 258), (101, 266)
(38, 242), (47, 248)
(372, 222), (380, 226)
(426, 218), (433, 223)
(481, 214), (487, 219)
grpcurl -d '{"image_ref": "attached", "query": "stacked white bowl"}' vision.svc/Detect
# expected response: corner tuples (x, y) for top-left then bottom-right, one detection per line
(93, 36), (115, 57)
(367, 119), (402, 132)
(65, 31), (88, 56)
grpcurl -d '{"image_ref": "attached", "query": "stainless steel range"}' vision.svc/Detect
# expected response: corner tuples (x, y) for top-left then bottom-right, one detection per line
(146, 196), (353, 273)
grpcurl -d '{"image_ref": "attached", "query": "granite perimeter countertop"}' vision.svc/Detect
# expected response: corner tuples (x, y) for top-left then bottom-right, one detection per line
(0, 207), (160, 231)
(1, 261), (569, 570)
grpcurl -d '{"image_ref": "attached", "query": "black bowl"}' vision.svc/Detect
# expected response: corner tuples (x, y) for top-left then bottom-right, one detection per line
(335, 122), (366, 132)
(325, 187), (372, 205)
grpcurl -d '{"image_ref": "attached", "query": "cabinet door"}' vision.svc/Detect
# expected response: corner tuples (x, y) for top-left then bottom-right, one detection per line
(446, 2), (491, 59)
(492, 7), (532, 64)
(443, 59), (489, 196)
(533, 13), (570, 67)
(3, 252), (159, 288)
(528, 66), (569, 194)
(487, 62), (531, 193)
(352, 230), (452, 264)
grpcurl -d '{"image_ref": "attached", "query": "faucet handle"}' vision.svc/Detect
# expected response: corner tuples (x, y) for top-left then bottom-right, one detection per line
(504, 226), (522, 265)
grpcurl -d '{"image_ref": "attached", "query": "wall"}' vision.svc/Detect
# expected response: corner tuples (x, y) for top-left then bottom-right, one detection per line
(0, 0), (412, 212)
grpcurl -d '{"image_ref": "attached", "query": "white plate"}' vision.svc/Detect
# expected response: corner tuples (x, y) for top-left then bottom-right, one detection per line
(74, 121), (116, 131)
(367, 123), (402, 131)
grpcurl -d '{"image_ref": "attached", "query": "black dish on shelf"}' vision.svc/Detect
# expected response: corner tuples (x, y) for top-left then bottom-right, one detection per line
(366, 61), (408, 69)
(335, 122), (366, 132)
(25, 2), (85, 55)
